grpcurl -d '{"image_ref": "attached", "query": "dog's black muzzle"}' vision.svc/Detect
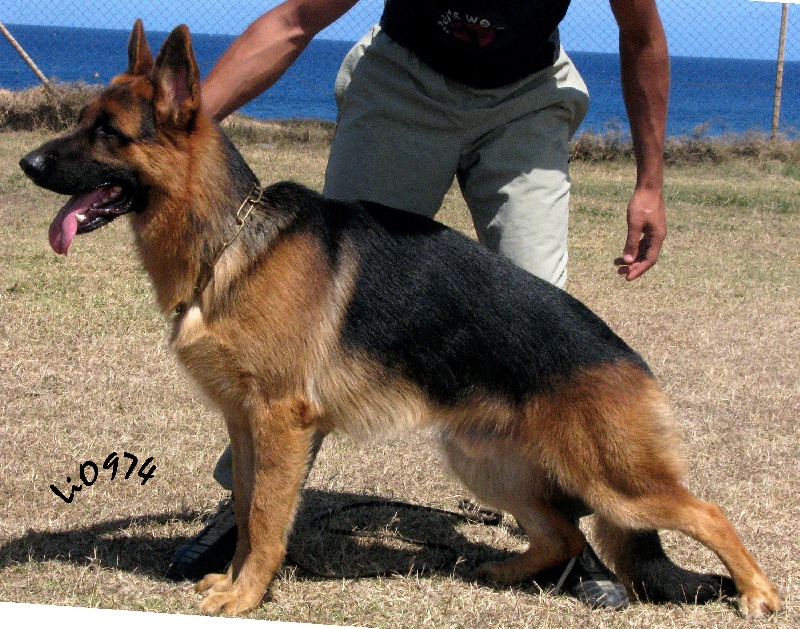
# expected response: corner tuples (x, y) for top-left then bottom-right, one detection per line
(19, 137), (98, 195)
(19, 149), (55, 188)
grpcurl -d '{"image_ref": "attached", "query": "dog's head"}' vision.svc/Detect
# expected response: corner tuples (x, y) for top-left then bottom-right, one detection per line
(19, 20), (203, 255)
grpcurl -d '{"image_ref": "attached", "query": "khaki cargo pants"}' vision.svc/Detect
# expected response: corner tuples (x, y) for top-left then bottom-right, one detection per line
(324, 24), (589, 288)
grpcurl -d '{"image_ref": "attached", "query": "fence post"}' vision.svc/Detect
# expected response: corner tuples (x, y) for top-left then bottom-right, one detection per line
(0, 21), (52, 87)
(771, 3), (789, 139)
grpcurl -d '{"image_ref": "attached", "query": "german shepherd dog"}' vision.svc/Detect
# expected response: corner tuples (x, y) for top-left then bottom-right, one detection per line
(20, 21), (781, 618)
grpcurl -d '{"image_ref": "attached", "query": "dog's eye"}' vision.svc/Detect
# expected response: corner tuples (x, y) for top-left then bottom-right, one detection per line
(96, 124), (117, 138)
(95, 122), (127, 142)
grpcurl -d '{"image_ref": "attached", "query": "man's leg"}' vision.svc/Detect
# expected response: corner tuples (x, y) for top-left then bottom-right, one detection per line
(457, 47), (589, 288)
(457, 111), (574, 288)
(324, 25), (463, 213)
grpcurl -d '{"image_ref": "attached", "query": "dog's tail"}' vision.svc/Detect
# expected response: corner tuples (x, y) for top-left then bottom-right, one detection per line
(594, 518), (736, 604)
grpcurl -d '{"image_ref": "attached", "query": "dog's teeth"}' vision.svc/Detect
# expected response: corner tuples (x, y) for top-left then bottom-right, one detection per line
(90, 187), (123, 208)
(76, 213), (86, 223)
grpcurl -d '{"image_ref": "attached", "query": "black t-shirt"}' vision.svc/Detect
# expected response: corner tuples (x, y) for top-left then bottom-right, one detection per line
(380, 0), (571, 88)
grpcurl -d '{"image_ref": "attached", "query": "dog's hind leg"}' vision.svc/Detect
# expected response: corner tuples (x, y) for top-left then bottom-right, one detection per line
(594, 522), (736, 605)
(477, 499), (586, 585)
(196, 395), (317, 616)
(594, 486), (782, 618)
(524, 362), (781, 617)
(441, 437), (586, 584)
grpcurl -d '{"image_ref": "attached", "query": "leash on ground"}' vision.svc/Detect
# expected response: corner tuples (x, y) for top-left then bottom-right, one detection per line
(286, 497), (504, 579)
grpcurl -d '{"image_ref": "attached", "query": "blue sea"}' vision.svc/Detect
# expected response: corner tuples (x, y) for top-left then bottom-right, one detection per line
(2, 24), (798, 136)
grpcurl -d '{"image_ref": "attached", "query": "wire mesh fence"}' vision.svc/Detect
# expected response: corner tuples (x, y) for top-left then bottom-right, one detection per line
(2, 0), (799, 136)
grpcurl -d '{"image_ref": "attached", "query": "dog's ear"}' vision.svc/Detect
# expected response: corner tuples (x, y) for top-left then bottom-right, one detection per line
(127, 19), (154, 76)
(152, 24), (201, 130)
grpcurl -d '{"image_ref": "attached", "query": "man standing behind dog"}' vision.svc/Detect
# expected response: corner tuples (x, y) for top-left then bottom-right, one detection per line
(167, 0), (669, 610)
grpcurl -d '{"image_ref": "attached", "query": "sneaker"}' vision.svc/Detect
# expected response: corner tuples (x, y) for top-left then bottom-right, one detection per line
(166, 498), (238, 581)
(551, 545), (629, 610)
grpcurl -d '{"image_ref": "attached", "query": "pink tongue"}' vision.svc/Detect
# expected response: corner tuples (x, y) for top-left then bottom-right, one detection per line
(48, 188), (110, 255)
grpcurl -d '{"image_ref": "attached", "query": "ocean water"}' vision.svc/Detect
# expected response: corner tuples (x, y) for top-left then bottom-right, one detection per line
(2, 23), (798, 136)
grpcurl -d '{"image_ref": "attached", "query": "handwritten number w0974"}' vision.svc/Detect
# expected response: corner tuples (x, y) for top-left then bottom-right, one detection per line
(50, 451), (157, 504)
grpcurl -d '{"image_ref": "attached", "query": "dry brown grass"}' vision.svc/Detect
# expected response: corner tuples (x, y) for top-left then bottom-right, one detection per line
(5, 83), (800, 167)
(1, 128), (798, 628)
(570, 121), (800, 166)
(0, 85), (336, 148)
(221, 116), (336, 148)
(0, 84), (101, 131)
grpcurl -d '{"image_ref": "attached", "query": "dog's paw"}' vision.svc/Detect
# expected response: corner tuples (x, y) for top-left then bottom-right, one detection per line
(738, 584), (783, 619)
(198, 587), (261, 616)
(195, 572), (231, 595)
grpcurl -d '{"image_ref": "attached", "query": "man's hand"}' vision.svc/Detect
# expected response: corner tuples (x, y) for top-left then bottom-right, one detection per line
(610, 0), (669, 281)
(614, 186), (666, 281)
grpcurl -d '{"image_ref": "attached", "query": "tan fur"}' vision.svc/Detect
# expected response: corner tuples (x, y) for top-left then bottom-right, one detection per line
(132, 114), (234, 314)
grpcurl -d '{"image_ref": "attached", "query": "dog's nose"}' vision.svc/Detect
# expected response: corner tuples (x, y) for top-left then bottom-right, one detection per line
(19, 151), (51, 180)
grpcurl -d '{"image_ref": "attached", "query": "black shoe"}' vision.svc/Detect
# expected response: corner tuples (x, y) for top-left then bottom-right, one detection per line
(166, 498), (237, 581)
(551, 545), (629, 610)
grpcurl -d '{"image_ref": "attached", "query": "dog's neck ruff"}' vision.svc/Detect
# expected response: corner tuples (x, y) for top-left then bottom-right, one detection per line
(175, 184), (264, 316)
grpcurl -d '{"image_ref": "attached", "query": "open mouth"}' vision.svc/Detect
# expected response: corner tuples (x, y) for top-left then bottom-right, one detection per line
(49, 184), (137, 255)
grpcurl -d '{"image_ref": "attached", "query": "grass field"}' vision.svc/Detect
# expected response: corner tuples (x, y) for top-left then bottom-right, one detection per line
(1, 127), (798, 628)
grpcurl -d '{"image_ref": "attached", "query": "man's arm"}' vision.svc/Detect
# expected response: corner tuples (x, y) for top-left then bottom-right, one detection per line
(202, 0), (359, 121)
(609, 0), (669, 280)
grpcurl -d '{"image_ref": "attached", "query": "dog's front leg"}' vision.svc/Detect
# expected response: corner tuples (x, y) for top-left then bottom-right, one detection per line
(196, 395), (315, 616)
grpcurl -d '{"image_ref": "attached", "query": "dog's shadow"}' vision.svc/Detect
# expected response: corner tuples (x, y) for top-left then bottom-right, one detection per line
(288, 489), (523, 582)
(0, 509), (201, 580)
(0, 489), (529, 589)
